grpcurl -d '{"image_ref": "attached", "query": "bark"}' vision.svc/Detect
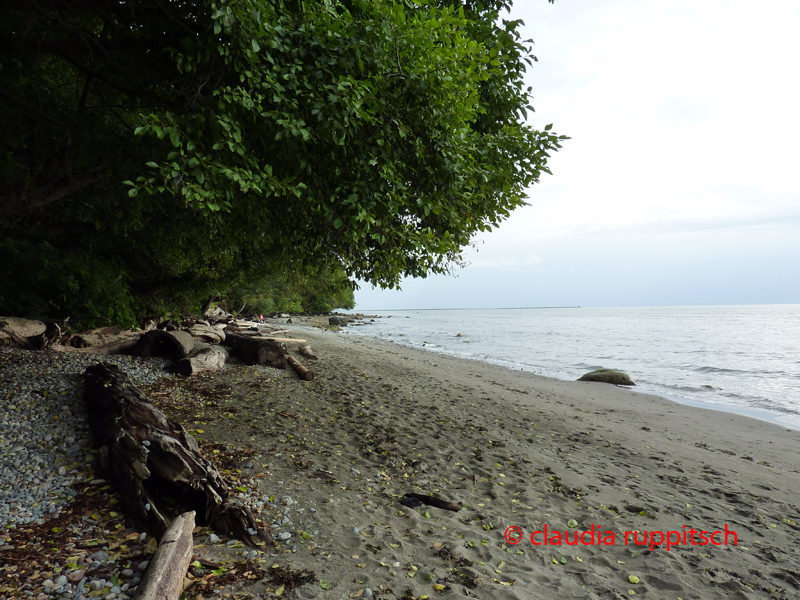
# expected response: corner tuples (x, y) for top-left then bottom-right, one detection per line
(174, 345), (228, 376)
(133, 329), (195, 361)
(287, 355), (315, 381)
(133, 511), (195, 600)
(224, 333), (287, 369)
(83, 363), (267, 546)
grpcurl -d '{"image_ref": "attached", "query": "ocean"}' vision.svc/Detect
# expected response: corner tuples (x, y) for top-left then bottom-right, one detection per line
(343, 305), (800, 430)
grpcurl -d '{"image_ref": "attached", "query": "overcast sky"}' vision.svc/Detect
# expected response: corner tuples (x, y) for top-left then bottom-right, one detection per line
(353, 0), (800, 310)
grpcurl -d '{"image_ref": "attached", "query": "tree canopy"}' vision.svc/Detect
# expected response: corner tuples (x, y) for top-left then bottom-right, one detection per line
(0, 0), (564, 328)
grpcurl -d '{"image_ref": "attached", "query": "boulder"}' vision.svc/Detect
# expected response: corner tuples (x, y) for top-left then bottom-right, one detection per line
(329, 316), (349, 326)
(578, 369), (636, 386)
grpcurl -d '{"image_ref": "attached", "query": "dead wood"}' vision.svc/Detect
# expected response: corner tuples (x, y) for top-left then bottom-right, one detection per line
(187, 324), (226, 344)
(83, 363), (266, 547)
(0, 320), (42, 350)
(224, 333), (287, 368)
(174, 345), (228, 376)
(133, 329), (195, 361)
(133, 511), (195, 600)
(297, 345), (318, 361)
(287, 355), (315, 381)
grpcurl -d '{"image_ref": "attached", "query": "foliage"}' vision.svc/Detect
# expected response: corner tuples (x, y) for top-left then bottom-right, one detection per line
(0, 0), (563, 326)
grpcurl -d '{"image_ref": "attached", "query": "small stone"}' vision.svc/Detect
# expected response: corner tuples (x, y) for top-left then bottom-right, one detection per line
(278, 532), (291, 541)
(207, 533), (220, 544)
(104, 593), (117, 600)
(364, 588), (373, 597)
(88, 550), (109, 563)
(246, 550), (258, 560)
(68, 569), (86, 583)
(54, 575), (68, 587)
(137, 560), (150, 571)
(89, 580), (104, 591)
(121, 569), (134, 579)
(352, 527), (359, 534)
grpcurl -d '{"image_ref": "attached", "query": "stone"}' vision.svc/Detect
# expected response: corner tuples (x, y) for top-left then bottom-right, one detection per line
(328, 316), (348, 326)
(577, 369), (636, 386)
(88, 550), (109, 563)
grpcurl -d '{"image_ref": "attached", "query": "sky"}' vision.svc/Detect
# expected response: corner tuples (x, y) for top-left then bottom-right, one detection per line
(353, 0), (800, 310)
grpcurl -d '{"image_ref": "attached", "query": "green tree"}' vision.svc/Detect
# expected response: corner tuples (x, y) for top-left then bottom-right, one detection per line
(0, 0), (563, 327)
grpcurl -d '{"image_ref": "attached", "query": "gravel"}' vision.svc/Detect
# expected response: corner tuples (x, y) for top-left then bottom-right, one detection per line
(0, 347), (172, 599)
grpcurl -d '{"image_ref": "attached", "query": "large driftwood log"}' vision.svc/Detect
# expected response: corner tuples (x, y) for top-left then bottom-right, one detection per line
(83, 363), (267, 546)
(0, 320), (41, 349)
(68, 330), (142, 354)
(225, 333), (287, 368)
(134, 511), (195, 600)
(187, 324), (226, 344)
(286, 355), (315, 381)
(297, 345), (318, 361)
(133, 329), (195, 361)
(174, 345), (228, 376)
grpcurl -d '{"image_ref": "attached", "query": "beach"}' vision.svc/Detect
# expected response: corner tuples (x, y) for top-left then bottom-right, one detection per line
(3, 323), (799, 599)
(177, 324), (800, 599)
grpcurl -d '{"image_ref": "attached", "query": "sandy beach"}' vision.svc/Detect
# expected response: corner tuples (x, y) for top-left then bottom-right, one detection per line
(152, 323), (800, 600)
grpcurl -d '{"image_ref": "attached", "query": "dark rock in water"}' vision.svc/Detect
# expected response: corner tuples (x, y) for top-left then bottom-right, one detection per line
(578, 369), (636, 386)
(329, 316), (348, 326)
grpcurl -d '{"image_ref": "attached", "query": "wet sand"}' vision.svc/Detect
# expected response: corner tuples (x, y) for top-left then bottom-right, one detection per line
(186, 324), (800, 599)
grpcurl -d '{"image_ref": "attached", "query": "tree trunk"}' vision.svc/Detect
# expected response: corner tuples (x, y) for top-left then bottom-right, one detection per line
(174, 345), (228, 376)
(224, 333), (287, 368)
(134, 511), (195, 600)
(133, 329), (195, 361)
(287, 355), (315, 381)
(83, 363), (267, 547)
(187, 323), (226, 344)
(297, 345), (318, 360)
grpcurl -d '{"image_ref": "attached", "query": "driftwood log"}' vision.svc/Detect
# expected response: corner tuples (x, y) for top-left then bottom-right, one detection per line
(297, 345), (318, 360)
(133, 330), (195, 361)
(187, 323), (226, 344)
(174, 345), (228, 376)
(225, 333), (287, 368)
(134, 511), (195, 600)
(286, 355), (314, 381)
(67, 330), (142, 354)
(83, 363), (266, 547)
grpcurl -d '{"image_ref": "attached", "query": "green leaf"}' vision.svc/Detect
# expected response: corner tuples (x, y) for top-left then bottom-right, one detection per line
(128, 188), (138, 197)
(145, 161), (159, 168)
(252, 39), (260, 52)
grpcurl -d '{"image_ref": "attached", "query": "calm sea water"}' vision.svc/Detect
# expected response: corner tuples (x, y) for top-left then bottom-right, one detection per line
(344, 305), (800, 430)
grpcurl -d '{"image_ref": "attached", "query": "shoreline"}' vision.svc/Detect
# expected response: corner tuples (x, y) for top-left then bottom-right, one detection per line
(336, 319), (800, 434)
(5, 323), (800, 599)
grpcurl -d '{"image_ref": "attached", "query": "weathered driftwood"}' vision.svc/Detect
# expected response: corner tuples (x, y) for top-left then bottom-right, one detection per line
(297, 345), (318, 361)
(287, 355), (315, 381)
(187, 323), (226, 344)
(0, 320), (42, 349)
(134, 511), (195, 600)
(69, 329), (141, 352)
(174, 345), (228, 376)
(225, 333), (287, 368)
(262, 337), (306, 344)
(0, 317), (45, 339)
(83, 363), (266, 546)
(52, 331), (142, 355)
(133, 329), (195, 361)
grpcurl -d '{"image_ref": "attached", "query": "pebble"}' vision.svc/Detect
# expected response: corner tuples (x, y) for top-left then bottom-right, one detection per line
(278, 532), (292, 541)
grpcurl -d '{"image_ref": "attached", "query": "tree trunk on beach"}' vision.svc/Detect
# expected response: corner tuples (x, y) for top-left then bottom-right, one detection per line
(174, 345), (228, 376)
(287, 355), (315, 381)
(133, 329), (195, 361)
(83, 363), (267, 547)
(224, 333), (287, 368)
